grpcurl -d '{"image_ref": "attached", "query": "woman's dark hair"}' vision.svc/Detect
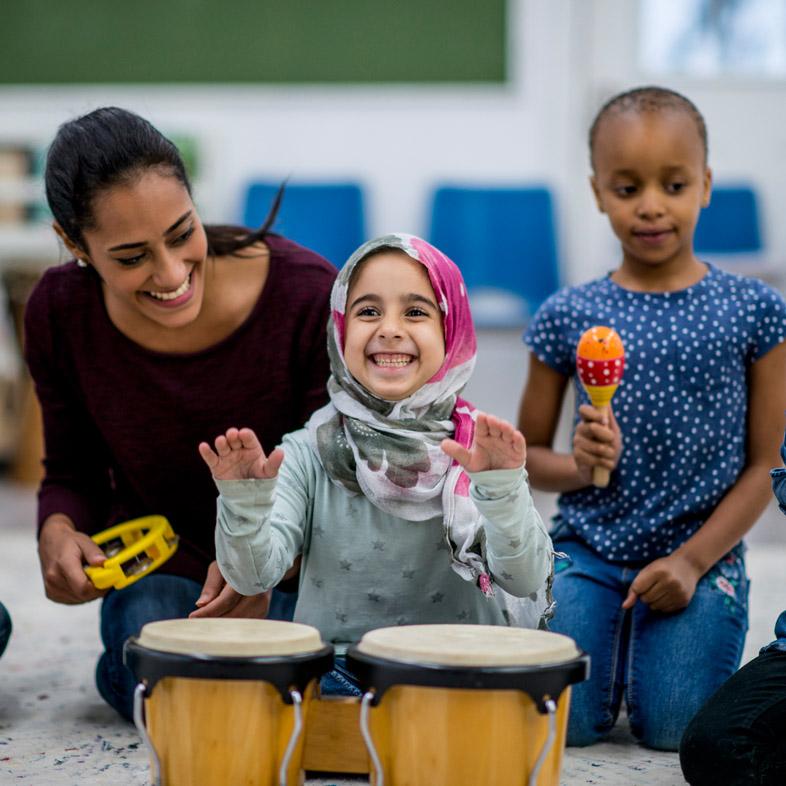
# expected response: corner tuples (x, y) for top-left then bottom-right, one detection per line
(45, 106), (281, 257)
(589, 86), (708, 169)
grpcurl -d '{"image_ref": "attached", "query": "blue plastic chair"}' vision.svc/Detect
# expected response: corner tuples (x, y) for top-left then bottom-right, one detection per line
(428, 185), (560, 327)
(242, 181), (366, 266)
(694, 185), (762, 255)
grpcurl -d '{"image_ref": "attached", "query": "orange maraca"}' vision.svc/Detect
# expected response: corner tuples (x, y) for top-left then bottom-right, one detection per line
(576, 326), (625, 488)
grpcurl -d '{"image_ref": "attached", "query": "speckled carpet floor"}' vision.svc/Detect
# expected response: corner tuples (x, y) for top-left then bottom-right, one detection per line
(2, 480), (784, 785)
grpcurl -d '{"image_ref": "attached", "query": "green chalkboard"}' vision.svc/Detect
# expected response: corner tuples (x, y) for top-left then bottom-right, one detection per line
(1, 1), (506, 84)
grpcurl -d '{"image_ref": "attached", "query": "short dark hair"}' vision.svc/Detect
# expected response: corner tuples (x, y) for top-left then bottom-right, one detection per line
(45, 106), (280, 257)
(589, 86), (708, 168)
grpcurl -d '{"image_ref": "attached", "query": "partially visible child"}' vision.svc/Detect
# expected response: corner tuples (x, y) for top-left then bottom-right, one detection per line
(519, 86), (786, 750)
(200, 234), (552, 689)
(0, 602), (10, 659)
(680, 428), (786, 785)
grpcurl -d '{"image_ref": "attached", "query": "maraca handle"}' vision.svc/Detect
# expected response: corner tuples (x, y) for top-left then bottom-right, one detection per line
(593, 465), (611, 488)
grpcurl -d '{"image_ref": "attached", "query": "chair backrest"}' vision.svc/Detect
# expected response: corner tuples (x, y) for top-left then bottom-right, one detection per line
(694, 185), (762, 254)
(428, 185), (560, 326)
(242, 181), (366, 266)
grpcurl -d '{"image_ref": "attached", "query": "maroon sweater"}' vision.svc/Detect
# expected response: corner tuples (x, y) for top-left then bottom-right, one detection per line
(24, 234), (336, 582)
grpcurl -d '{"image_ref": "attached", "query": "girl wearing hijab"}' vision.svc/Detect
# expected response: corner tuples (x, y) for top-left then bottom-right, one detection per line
(200, 234), (553, 692)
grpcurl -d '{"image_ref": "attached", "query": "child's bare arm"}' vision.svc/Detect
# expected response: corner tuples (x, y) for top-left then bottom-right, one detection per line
(519, 353), (621, 491)
(624, 341), (786, 613)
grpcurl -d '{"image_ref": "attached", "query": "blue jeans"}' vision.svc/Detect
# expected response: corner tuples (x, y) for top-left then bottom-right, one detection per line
(550, 529), (748, 751)
(0, 601), (11, 659)
(96, 575), (296, 721)
(320, 656), (362, 697)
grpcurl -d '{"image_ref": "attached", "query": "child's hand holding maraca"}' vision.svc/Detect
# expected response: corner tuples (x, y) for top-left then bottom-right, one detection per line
(575, 326), (625, 488)
(573, 404), (623, 486)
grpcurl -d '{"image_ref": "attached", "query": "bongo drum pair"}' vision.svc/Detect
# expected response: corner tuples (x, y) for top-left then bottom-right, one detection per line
(347, 624), (589, 786)
(124, 619), (333, 786)
(126, 620), (587, 786)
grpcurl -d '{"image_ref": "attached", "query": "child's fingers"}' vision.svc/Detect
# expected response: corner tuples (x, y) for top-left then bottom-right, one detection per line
(629, 569), (658, 600)
(484, 415), (502, 439)
(578, 404), (617, 428)
(511, 428), (526, 453)
(238, 428), (262, 452)
(441, 438), (472, 467)
(214, 435), (231, 456)
(574, 434), (616, 460)
(575, 447), (615, 471)
(576, 421), (615, 443)
(261, 447), (285, 479)
(226, 428), (243, 451)
(621, 588), (638, 609)
(639, 585), (670, 607)
(198, 442), (219, 469)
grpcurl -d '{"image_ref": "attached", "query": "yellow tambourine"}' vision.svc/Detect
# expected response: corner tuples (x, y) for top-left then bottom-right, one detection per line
(84, 515), (179, 590)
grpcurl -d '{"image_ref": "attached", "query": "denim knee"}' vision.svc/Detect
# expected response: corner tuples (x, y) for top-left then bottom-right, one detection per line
(97, 574), (202, 721)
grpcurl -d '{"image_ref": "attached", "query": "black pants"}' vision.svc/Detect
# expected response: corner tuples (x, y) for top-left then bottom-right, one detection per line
(680, 649), (786, 785)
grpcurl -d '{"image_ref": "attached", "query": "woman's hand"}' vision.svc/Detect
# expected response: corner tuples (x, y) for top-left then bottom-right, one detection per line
(189, 561), (272, 619)
(442, 413), (526, 472)
(198, 427), (284, 481)
(622, 552), (703, 613)
(572, 405), (622, 485)
(38, 515), (108, 604)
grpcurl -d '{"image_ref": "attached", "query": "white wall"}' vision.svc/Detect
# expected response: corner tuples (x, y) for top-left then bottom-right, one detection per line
(0, 1), (584, 274)
(1, 0), (784, 286)
(577, 0), (786, 279)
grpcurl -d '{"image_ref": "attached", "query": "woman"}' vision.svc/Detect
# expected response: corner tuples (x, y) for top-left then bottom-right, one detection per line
(24, 107), (335, 720)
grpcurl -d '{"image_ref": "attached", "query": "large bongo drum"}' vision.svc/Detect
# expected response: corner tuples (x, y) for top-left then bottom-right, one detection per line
(346, 624), (588, 786)
(124, 618), (333, 786)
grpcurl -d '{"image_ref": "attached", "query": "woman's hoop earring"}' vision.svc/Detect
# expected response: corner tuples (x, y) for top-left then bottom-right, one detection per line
(76, 259), (88, 268)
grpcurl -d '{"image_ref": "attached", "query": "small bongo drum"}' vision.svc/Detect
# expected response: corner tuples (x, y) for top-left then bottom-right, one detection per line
(346, 624), (589, 786)
(124, 618), (333, 786)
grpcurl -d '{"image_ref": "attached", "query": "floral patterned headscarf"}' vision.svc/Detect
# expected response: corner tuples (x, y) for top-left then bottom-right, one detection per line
(305, 233), (493, 591)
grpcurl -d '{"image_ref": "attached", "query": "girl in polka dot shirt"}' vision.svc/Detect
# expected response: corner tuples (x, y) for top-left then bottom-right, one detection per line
(519, 87), (786, 752)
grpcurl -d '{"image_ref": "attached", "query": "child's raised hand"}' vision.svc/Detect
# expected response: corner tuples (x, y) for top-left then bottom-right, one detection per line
(199, 427), (284, 481)
(441, 413), (526, 473)
(573, 404), (622, 485)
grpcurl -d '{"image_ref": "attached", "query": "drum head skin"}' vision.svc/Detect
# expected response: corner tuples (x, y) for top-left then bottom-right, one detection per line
(347, 625), (589, 710)
(356, 624), (579, 667)
(137, 618), (324, 657)
(126, 619), (333, 703)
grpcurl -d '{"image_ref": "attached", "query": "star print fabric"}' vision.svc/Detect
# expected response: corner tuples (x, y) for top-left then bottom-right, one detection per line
(214, 429), (553, 652)
(525, 265), (786, 562)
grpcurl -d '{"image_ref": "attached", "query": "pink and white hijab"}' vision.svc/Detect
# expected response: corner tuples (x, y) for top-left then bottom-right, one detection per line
(306, 233), (491, 595)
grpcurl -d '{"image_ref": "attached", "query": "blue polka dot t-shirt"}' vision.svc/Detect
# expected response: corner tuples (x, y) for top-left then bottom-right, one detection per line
(525, 264), (786, 563)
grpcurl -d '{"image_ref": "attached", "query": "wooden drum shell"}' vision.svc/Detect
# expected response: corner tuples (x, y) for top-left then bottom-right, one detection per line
(144, 676), (316, 786)
(124, 619), (333, 786)
(347, 625), (589, 786)
(365, 683), (571, 786)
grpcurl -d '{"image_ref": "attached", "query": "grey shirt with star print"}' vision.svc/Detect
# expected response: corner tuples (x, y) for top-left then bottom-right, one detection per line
(214, 429), (552, 653)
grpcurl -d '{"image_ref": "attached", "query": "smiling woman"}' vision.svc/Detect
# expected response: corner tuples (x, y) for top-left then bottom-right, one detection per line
(23, 107), (336, 721)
